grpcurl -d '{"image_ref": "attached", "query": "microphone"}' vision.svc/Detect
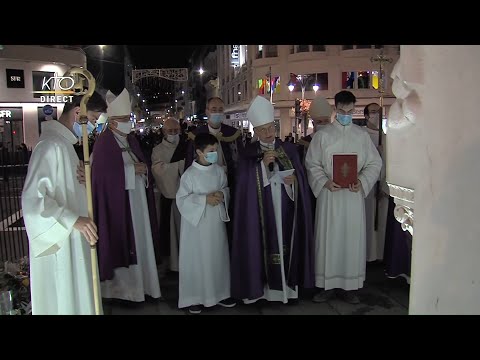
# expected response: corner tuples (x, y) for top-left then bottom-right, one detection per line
(265, 143), (275, 172)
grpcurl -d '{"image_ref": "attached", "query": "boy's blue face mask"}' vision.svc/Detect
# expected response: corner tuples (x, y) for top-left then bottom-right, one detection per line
(204, 151), (218, 164)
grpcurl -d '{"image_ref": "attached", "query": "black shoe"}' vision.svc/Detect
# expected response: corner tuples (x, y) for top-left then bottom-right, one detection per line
(287, 299), (299, 305)
(336, 290), (360, 305)
(145, 295), (164, 303)
(218, 298), (237, 308)
(188, 305), (202, 314)
(312, 289), (336, 303)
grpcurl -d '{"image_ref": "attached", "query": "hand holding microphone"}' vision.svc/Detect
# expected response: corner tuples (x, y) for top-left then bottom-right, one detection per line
(263, 150), (276, 171)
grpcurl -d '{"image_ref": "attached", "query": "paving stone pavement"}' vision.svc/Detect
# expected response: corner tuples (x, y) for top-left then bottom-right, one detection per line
(102, 261), (410, 316)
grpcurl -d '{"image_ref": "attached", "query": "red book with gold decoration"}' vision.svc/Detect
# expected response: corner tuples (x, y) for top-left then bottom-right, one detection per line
(333, 154), (358, 188)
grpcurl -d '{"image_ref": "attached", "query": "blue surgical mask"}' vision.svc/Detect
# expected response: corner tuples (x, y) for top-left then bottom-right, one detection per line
(209, 113), (224, 126)
(73, 121), (95, 137)
(336, 113), (352, 126)
(204, 151), (218, 164)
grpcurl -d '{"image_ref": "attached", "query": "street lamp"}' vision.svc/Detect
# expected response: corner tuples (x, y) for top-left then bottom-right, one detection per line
(312, 73), (319, 93)
(199, 68), (204, 75)
(288, 74), (312, 140)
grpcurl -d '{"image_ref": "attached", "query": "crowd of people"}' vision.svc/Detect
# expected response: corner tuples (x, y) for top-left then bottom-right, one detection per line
(21, 88), (412, 315)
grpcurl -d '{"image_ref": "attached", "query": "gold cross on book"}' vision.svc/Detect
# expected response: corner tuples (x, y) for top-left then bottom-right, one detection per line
(341, 162), (350, 178)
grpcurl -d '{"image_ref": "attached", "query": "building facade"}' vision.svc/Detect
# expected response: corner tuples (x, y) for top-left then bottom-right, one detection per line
(218, 45), (400, 139)
(0, 45), (86, 150)
(186, 45), (218, 121)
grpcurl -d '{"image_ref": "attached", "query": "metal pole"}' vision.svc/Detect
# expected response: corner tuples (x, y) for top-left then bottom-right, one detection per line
(269, 66), (273, 104)
(371, 49), (392, 231)
(301, 83), (306, 138)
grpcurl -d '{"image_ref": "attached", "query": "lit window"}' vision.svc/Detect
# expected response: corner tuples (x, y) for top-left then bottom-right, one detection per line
(372, 71), (379, 90)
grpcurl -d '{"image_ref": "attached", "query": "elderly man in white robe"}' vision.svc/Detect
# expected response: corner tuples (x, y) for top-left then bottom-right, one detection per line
(22, 93), (106, 315)
(306, 90), (382, 304)
(151, 117), (186, 273)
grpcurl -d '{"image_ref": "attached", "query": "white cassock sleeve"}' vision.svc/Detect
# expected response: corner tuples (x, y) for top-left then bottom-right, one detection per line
(176, 171), (207, 227)
(305, 133), (330, 198)
(358, 132), (383, 197)
(21, 142), (79, 258)
(218, 167), (230, 222)
(151, 146), (185, 198)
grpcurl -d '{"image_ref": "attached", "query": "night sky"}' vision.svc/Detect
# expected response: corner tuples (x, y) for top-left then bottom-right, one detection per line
(127, 45), (198, 68)
(86, 45), (198, 96)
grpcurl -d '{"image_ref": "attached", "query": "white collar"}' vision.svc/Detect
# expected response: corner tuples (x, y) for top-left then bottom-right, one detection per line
(208, 125), (221, 134)
(192, 160), (214, 171)
(333, 120), (352, 129)
(41, 120), (78, 145)
(162, 138), (177, 148)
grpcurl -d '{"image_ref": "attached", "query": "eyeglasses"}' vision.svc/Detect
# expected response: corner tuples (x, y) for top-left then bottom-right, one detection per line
(256, 125), (276, 135)
(336, 109), (354, 115)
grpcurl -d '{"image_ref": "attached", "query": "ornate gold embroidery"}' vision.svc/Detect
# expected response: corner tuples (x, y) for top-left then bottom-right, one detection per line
(256, 164), (269, 282)
(276, 146), (294, 170)
(269, 254), (281, 265)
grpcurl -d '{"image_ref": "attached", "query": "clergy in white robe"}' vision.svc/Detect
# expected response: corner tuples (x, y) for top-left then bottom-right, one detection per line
(306, 91), (382, 303)
(151, 117), (186, 273)
(363, 103), (389, 262)
(92, 89), (161, 302)
(176, 133), (233, 314)
(22, 94), (106, 315)
(185, 97), (244, 246)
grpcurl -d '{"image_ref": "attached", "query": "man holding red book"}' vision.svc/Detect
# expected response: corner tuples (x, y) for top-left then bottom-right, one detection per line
(305, 90), (382, 304)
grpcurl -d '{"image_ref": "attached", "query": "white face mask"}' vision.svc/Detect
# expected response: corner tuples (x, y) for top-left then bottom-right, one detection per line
(115, 121), (132, 134)
(166, 134), (179, 144)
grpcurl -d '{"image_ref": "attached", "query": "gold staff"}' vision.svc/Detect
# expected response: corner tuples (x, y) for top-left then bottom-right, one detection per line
(64, 67), (101, 315)
(371, 49), (393, 230)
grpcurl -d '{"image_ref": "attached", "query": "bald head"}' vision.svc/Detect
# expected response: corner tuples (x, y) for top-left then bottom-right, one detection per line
(163, 117), (180, 135)
(309, 97), (332, 129)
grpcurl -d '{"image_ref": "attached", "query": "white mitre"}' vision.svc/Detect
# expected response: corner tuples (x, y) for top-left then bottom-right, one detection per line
(309, 97), (332, 119)
(246, 95), (274, 128)
(106, 88), (132, 117)
(96, 112), (108, 124)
